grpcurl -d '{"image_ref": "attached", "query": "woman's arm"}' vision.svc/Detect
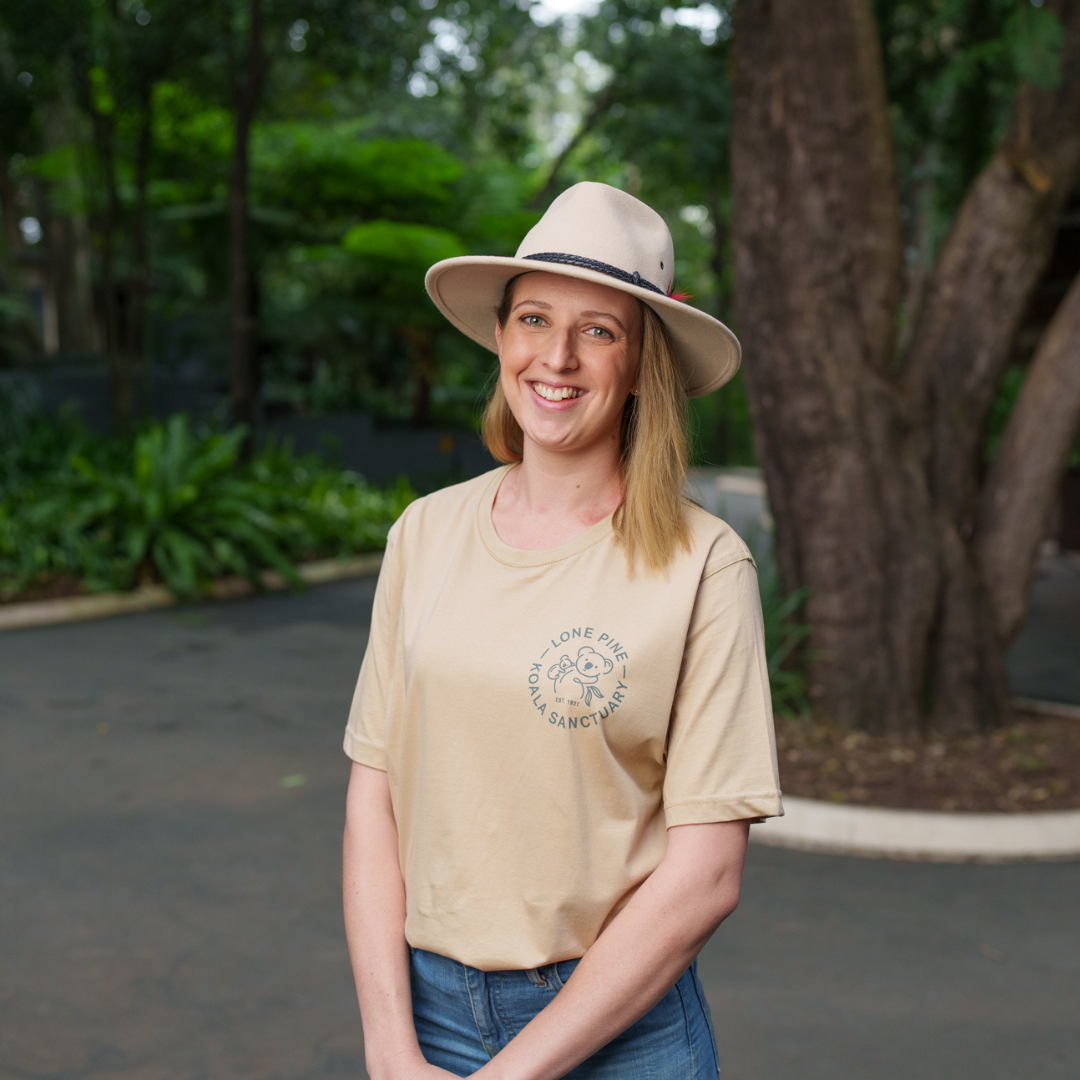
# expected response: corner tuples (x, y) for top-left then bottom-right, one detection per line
(343, 762), (455, 1080)
(478, 819), (750, 1080)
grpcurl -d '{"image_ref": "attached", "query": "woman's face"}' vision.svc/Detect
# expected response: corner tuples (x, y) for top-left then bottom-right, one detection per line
(494, 271), (641, 457)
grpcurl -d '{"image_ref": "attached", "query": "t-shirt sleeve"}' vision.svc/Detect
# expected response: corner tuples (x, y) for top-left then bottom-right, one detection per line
(343, 524), (404, 771)
(662, 556), (783, 826)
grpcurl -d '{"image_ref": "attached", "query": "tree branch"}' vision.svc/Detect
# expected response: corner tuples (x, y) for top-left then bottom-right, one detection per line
(975, 270), (1080, 642)
(530, 84), (616, 209)
(902, 0), (1080, 523)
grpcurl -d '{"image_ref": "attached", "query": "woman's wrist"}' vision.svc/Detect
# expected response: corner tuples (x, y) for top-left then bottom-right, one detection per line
(365, 1039), (428, 1080)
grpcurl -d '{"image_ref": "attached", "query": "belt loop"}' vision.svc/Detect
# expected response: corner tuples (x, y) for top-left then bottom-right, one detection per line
(525, 967), (547, 988)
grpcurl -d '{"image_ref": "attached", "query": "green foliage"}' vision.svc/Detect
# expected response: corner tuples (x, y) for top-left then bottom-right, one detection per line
(1008, 3), (1065, 90)
(341, 220), (467, 273)
(255, 129), (465, 222)
(875, 0), (1066, 261)
(0, 404), (412, 601)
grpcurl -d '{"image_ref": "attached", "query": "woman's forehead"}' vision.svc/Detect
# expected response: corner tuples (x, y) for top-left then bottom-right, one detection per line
(510, 271), (641, 320)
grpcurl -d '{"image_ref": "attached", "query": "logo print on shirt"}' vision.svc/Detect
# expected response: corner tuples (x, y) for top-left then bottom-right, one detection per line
(527, 627), (629, 732)
(547, 647), (612, 706)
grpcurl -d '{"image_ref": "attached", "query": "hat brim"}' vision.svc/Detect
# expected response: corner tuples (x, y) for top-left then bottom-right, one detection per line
(424, 256), (740, 398)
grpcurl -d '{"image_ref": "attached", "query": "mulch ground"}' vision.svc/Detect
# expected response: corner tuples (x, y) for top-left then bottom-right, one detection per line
(777, 707), (1080, 812)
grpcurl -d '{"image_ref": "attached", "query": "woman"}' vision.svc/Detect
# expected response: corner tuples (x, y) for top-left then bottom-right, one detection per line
(342, 182), (782, 1080)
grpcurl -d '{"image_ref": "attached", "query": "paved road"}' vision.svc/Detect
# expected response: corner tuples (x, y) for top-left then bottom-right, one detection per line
(1, 579), (1078, 1079)
(1008, 551), (1080, 706)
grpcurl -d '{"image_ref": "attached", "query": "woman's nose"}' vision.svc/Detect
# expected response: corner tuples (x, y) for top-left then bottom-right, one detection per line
(543, 327), (578, 371)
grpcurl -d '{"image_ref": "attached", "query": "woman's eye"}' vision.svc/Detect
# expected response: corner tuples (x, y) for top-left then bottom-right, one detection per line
(586, 326), (613, 339)
(522, 315), (545, 326)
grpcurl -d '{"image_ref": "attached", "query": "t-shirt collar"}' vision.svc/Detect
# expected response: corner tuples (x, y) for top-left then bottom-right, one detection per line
(477, 464), (616, 568)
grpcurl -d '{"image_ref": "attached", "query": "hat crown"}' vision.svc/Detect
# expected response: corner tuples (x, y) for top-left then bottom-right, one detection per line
(516, 182), (675, 295)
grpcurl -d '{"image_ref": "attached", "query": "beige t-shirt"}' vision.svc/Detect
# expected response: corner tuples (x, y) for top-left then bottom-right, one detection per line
(344, 465), (782, 971)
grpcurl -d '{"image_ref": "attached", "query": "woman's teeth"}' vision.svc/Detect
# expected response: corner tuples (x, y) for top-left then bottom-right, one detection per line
(533, 383), (582, 402)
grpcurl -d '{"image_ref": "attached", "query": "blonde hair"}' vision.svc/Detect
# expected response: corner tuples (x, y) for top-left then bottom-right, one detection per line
(483, 281), (691, 571)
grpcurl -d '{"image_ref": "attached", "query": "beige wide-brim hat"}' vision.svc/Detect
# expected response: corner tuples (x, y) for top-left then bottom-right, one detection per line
(424, 181), (740, 397)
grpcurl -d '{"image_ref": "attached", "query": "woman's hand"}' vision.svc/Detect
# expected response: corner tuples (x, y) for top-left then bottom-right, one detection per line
(475, 819), (750, 1080)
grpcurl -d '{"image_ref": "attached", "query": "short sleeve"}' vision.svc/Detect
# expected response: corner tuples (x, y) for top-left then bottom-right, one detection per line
(343, 524), (404, 771)
(662, 557), (783, 825)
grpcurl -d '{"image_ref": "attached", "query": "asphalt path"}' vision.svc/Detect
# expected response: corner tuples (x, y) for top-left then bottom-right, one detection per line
(1, 577), (1077, 1079)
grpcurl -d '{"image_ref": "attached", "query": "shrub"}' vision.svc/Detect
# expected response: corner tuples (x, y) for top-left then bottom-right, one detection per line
(0, 404), (412, 601)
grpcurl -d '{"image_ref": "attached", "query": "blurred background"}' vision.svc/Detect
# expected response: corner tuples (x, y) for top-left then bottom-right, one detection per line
(2, 1), (1080, 1077)
(0, 0), (756, 471)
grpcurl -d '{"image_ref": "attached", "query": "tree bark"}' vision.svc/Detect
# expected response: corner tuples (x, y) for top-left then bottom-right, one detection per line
(229, 0), (267, 433)
(976, 270), (1080, 641)
(732, 0), (939, 733)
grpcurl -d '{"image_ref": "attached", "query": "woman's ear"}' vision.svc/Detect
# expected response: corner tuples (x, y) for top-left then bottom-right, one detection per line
(494, 319), (502, 352)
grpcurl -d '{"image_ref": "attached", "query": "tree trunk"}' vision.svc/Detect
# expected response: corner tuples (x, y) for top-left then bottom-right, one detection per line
(732, 0), (939, 734)
(229, 0), (267, 433)
(89, 105), (130, 432)
(128, 90), (154, 422)
(0, 143), (26, 253)
(732, 0), (1080, 734)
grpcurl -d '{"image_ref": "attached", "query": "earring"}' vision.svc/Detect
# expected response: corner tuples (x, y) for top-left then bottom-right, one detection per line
(630, 387), (639, 396)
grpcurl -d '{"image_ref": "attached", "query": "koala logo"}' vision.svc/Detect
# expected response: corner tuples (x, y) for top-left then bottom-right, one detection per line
(547, 646), (614, 707)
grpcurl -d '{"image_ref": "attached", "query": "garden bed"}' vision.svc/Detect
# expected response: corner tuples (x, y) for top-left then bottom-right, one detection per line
(776, 705), (1080, 812)
(1, 407), (411, 605)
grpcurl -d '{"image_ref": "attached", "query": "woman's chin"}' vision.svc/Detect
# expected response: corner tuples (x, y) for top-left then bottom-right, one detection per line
(520, 423), (609, 458)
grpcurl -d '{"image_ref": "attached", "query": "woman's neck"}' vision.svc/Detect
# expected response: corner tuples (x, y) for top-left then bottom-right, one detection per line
(492, 435), (623, 551)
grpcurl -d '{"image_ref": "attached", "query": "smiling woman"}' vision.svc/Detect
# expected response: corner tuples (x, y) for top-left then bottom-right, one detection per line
(485, 271), (688, 567)
(341, 182), (782, 1080)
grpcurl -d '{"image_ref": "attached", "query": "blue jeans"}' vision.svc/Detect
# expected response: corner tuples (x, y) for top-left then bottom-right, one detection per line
(410, 948), (720, 1078)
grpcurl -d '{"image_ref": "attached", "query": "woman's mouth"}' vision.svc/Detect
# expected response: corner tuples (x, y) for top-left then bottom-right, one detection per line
(531, 382), (583, 402)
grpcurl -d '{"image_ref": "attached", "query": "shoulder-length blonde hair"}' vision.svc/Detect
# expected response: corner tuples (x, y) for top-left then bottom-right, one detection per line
(482, 276), (691, 572)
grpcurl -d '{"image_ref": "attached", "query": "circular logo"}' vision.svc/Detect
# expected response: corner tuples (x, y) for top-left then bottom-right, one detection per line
(527, 626), (629, 732)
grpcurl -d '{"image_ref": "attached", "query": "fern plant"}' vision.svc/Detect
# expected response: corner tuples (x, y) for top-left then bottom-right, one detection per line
(0, 405), (412, 601)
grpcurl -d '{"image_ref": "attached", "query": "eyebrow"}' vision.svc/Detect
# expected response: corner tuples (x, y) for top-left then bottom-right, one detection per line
(581, 310), (628, 333)
(512, 300), (628, 334)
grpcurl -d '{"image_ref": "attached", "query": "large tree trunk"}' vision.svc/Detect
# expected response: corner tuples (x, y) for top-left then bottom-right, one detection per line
(732, 0), (938, 734)
(732, 0), (1080, 734)
(229, 0), (267, 433)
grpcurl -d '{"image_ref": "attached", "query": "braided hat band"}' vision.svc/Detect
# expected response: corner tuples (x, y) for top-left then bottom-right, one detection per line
(523, 253), (665, 297)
